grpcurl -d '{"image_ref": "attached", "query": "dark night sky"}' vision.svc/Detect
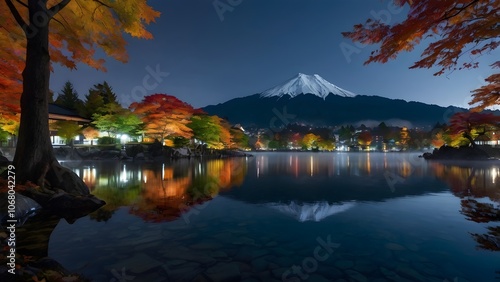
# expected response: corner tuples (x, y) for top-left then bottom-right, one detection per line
(50, 0), (498, 109)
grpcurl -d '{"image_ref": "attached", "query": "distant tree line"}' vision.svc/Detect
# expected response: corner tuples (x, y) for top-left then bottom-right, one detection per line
(38, 81), (250, 149)
(249, 117), (500, 151)
(2, 80), (499, 151)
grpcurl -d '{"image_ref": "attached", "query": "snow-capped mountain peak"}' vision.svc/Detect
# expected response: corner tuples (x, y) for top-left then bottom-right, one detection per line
(260, 73), (356, 99)
(266, 201), (355, 222)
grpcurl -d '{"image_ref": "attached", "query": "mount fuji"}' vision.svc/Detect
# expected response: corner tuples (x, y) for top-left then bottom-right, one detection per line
(260, 73), (356, 99)
(266, 201), (355, 222)
(203, 73), (468, 128)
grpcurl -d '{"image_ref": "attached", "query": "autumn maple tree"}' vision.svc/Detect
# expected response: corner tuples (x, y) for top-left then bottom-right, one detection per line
(432, 131), (446, 148)
(130, 94), (196, 144)
(342, 0), (499, 111)
(357, 131), (373, 148)
(230, 127), (250, 149)
(470, 72), (500, 110)
(82, 126), (99, 146)
(301, 133), (321, 150)
(1, 0), (160, 193)
(449, 112), (500, 146)
(188, 114), (231, 149)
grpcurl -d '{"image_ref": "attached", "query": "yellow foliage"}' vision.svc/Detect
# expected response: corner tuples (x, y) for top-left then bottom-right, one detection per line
(0, 0), (160, 118)
(302, 133), (320, 149)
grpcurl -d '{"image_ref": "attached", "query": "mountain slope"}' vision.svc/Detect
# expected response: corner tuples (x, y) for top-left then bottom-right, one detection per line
(202, 73), (471, 128)
(260, 73), (356, 99)
(203, 93), (465, 128)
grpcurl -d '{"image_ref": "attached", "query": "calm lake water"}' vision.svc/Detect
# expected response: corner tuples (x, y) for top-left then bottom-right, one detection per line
(21, 152), (500, 281)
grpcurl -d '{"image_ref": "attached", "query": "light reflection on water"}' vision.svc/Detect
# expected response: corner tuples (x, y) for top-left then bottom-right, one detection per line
(42, 152), (500, 281)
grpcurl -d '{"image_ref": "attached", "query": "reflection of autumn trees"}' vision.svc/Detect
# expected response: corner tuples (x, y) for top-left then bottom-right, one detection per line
(130, 167), (192, 222)
(430, 163), (500, 200)
(83, 159), (248, 222)
(471, 226), (500, 251)
(207, 159), (247, 190)
(461, 199), (500, 251)
(90, 184), (141, 222)
(430, 162), (500, 251)
(130, 158), (247, 222)
(461, 200), (500, 224)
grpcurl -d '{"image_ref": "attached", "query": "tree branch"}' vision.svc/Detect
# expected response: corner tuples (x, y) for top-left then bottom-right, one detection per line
(47, 0), (71, 18)
(93, 0), (111, 9)
(441, 0), (480, 22)
(15, 0), (27, 8)
(5, 0), (28, 34)
(51, 15), (66, 29)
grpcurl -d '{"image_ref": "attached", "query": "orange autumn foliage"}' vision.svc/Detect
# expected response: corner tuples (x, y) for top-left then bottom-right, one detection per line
(1, 0), (160, 71)
(470, 71), (500, 112)
(130, 94), (196, 141)
(431, 132), (446, 148)
(342, 0), (500, 111)
(129, 158), (247, 223)
(0, 0), (160, 121)
(357, 131), (373, 146)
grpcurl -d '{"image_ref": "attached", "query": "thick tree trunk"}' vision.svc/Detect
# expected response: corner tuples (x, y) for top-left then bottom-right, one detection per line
(13, 5), (54, 185)
(12, 1), (97, 197)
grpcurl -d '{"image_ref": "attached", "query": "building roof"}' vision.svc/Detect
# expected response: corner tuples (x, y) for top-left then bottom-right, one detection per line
(475, 135), (491, 141)
(48, 104), (90, 123)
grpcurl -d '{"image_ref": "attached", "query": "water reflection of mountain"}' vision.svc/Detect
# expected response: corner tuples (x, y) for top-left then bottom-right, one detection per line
(66, 158), (248, 222)
(266, 201), (356, 222)
(219, 153), (447, 204)
(219, 175), (448, 204)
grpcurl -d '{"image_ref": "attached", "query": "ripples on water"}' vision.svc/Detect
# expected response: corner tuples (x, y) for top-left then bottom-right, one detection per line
(17, 152), (500, 281)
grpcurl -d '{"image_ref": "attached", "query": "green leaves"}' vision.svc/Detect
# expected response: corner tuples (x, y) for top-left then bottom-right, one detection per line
(188, 114), (228, 149)
(54, 120), (82, 144)
(92, 102), (142, 137)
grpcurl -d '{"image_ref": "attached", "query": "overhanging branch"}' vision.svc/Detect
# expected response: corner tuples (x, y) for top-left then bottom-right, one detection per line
(47, 0), (71, 18)
(15, 0), (27, 8)
(5, 0), (28, 34)
(441, 0), (480, 22)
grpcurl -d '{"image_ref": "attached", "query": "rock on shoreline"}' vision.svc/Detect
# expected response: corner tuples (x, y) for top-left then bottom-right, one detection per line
(422, 145), (496, 160)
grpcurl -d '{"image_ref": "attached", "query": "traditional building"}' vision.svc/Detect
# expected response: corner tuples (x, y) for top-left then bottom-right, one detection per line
(49, 104), (91, 145)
